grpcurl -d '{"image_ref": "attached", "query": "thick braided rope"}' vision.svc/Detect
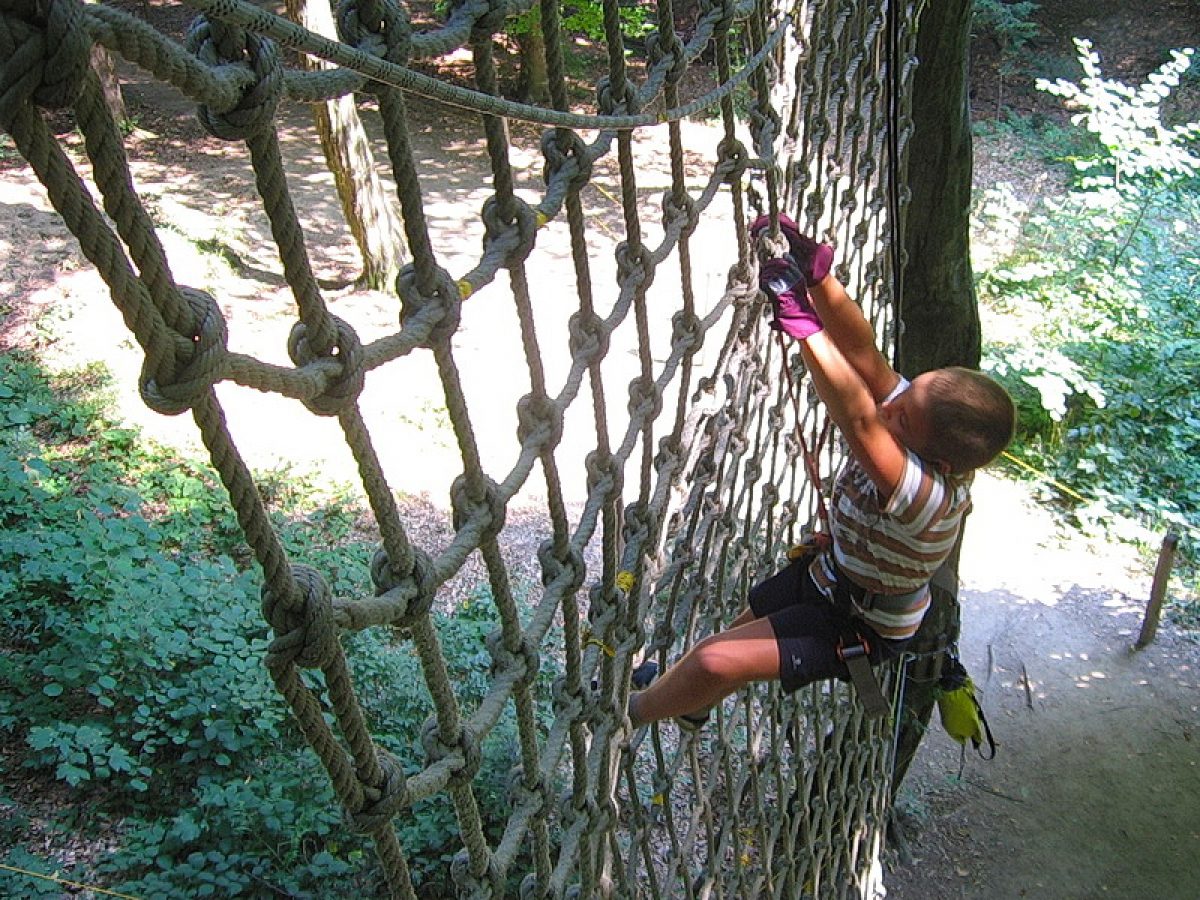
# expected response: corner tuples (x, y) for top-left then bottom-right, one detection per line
(1, 0), (922, 895)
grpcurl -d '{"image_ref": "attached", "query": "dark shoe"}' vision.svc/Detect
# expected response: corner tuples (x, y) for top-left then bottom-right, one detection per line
(631, 659), (659, 689)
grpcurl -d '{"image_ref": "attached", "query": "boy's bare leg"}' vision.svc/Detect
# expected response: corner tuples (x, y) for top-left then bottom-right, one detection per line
(627, 617), (780, 726)
(728, 606), (757, 629)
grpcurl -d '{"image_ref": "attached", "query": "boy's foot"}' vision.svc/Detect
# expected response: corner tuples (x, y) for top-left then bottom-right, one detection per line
(629, 658), (711, 732)
(750, 213), (834, 286)
(675, 708), (711, 732)
(631, 659), (659, 689)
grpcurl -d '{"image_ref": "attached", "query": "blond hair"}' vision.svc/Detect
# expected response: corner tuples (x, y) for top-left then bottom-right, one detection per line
(924, 367), (1016, 473)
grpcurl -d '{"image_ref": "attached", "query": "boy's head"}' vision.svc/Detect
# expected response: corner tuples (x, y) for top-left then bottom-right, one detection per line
(887, 367), (1015, 474)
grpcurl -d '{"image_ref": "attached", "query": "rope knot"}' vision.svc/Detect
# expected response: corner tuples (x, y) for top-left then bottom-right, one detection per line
(187, 19), (282, 140)
(749, 103), (782, 153)
(469, 0), (509, 41)
(486, 629), (540, 692)
(744, 458), (762, 484)
(261, 564), (339, 670)
(551, 675), (585, 721)
(540, 129), (593, 195)
(567, 310), (609, 368)
(716, 137), (750, 184)
(654, 435), (682, 476)
(507, 764), (548, 814)
(3, 0), (91, 112)
(139, 286), (228, 415)
(481, 194), (538, 269)
(516, 393), (563, 452)
(337, 0), (412, 71)
(287, 315), (365, 416)
(754, 219), (791, 261)
(759, 478), (777, 505)
(347, 748), (411, 833)
(726, 256), (760, 306)
(422, 718), (482, 787)
(614, 241), (655, 292)
(596, 76), (635, 116)
(627, 374), (663, 423)
(370, 545), (437, 627)
(645, 31), (687, 87)
(450, 474), (506, 543)
(396, 264), (462, 346)
(584, 450), (623, 500)
(670, 309), (704, 356)
(662, 190), (699, 239)
(622, 500), (657, 547)
(537, 540), (586, 593)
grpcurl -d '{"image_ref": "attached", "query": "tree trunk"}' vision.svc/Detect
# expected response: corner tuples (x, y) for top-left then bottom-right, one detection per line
(890, 0), (979, 795)
(515, 9), (550, 103)
(286, 0), (406, 290)
(90, 44), (127, 125)
(897, 0), (980, 378)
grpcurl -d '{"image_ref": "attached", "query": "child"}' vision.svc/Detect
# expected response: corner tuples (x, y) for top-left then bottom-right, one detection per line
(627, 216), (1015, 726)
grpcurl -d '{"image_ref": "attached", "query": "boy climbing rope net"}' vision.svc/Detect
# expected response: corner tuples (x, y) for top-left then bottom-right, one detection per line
(627, 216), (1016, 725)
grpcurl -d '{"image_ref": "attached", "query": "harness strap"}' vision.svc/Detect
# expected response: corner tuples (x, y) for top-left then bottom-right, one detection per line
(831, 557), (927, 615)
(837, 636), (890, 720)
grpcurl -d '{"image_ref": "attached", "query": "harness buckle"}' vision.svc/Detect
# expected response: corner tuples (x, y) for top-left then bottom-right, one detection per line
(837, 636), (870, 662)
(837, 634), (890, 720)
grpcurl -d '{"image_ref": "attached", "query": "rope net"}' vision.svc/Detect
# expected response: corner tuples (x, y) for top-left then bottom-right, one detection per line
(1, 0), (922, 895)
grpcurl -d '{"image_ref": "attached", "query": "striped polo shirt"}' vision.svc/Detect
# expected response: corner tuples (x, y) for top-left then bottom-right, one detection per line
(809, 380), (973, 641)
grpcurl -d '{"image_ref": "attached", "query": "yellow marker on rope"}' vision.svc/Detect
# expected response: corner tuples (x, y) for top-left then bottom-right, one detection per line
(535, 210), (550, 229)
(457, 279), (474, 300)
(584, 635), (616, 658)
(615, 570), (635, 592)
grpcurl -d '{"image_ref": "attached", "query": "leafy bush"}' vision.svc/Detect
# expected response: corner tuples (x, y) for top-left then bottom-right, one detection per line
(975, 41), (1199, 609)
(0, 354), (554, 896)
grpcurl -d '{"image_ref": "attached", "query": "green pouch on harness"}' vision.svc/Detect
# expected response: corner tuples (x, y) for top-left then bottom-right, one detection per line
(937, 656), (996, 760)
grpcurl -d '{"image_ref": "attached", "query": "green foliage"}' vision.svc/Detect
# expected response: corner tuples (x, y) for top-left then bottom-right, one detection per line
(973, 0), (1041, 76)
(1037, 42), (1200, 188)
(0, 354), (554, 896)
(560, 1), (656, 44)
(976, 41), (1200, 608)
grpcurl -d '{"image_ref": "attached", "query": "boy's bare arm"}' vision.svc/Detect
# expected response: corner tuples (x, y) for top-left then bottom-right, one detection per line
(806, 274), (900, 403)
(800, 330), (906, 497)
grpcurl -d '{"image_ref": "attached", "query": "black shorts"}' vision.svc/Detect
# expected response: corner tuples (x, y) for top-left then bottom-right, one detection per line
(748, 556), (906, 693)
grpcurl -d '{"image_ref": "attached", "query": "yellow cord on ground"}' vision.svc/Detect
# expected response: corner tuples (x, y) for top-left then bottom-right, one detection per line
(0, 862), (142, 899)
(1000, 449), (1090, 504)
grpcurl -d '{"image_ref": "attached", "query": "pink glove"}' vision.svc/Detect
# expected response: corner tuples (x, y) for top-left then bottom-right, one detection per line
(761, 257), (823, 341)
(751, 213), (834, 286)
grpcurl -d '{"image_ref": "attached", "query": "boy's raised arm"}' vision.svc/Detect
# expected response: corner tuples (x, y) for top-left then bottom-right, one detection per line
(806, 275), (900, 404)
(799, 330), (907, 498)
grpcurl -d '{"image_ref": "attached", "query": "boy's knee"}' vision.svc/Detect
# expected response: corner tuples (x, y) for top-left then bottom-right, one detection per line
(690, 635), (750, 684)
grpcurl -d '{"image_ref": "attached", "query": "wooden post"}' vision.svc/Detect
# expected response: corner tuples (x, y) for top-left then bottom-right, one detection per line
(1135, 530), (1180, 650)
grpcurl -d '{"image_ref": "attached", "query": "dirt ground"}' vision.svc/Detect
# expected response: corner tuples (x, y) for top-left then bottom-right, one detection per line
(2, 2), (1198, 898)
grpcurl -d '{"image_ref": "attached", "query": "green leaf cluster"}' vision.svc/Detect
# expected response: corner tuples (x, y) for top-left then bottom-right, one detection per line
(975, 41), (1199, 612)
(0, 354), (556, 897)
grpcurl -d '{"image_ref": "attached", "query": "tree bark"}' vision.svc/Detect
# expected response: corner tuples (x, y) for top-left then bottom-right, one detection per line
(890, 0), (979, 795)
(896, 0), (980, 378)
(90, 45), (127, 125)
(515, 8), (550, 103)
(286, 0), (406, 290)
